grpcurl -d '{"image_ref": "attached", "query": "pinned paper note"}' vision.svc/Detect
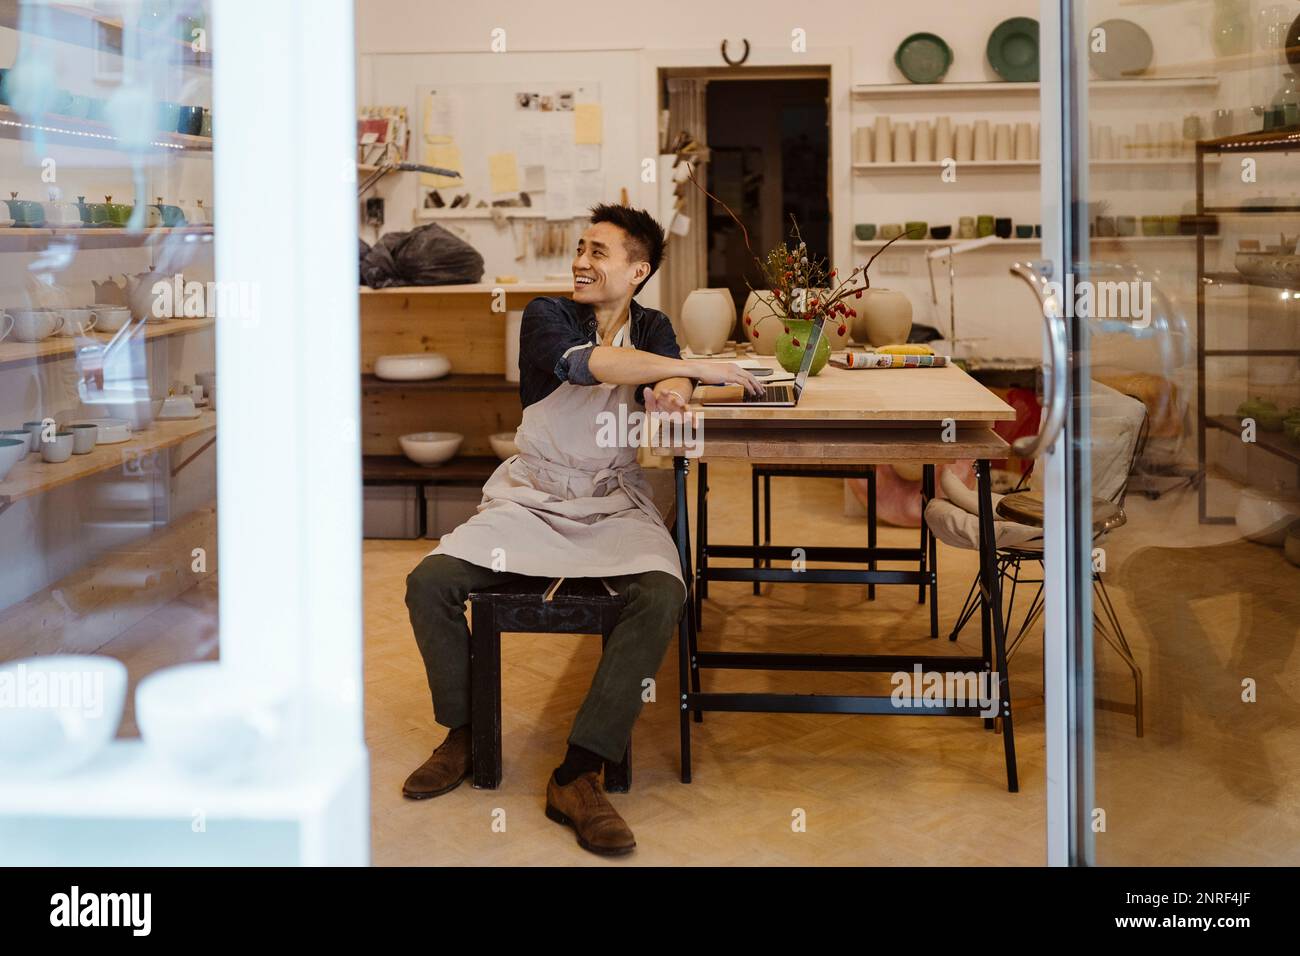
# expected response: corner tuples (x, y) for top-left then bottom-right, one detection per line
(523, 164), (547, 192)
(576, 144), (601, 171)
(574, 103), (602, 145)
(421, 142), (462, 187)
(488, 151), (520, 194)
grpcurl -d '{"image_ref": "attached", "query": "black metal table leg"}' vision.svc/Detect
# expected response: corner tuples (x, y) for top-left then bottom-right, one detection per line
(674, 455), (693, 783)
(867, 467), (877, 601)
(695, 460), (707, 629)
(750, 468), (761, 595)
(976, 458), (1018, 792)
(925, 464), (939, 639)
(763, 473), (772, 575)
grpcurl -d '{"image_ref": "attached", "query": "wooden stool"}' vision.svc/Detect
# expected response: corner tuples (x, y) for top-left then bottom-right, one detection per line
(468, 577), (633, 792)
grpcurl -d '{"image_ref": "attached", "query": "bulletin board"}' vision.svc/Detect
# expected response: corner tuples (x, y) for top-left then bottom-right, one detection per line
(417, 82), (604, 220)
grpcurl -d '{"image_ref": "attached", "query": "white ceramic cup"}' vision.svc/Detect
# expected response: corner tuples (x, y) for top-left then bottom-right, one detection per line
(0, 310), (13, 343)
(893, 121), (913, 163)
(1134, 122), (1152, 158)
(873, 115), (892, 164)
(68, 423), (98, 454)
(973, 120), (992, 162)
(1014, 122), (1034, 161)
(56, 307), (98, 336)
(993, 123), (1013, 161)
(933, 116), (954, 161)
(184, 383), (205, 402)
(94, 306), (131, 332)
(913, 120), (933, 163)
(955, 123), (973, 162)
(40, 431), (74, 463)
(10, 309), (65, 343)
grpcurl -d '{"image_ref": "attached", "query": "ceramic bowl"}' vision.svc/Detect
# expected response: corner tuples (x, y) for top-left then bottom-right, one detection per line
(0, 436), (24, 479)
(0, 428), (33, 454)
(399, 431), (463, 467)
(373, 352), (451, 381)
(68, 423), (98, 454)
(136, 661), (288, 782)
(40, 431), (74, 463)
(1235, 487), (1300, 546)
(489, 431), (520, 460)
(72, 418), (130, 444)
(0, 655), (127, 777)
(930, 225), (952, 240)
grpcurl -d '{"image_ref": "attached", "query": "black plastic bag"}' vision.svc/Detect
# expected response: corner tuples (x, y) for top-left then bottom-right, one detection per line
(360, 223), (485, 288)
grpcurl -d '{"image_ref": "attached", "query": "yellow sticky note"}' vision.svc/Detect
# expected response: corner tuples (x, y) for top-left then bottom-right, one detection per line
(574, 103), (602, 145)
(421, 142), (462, 188)
(488, 151), (519, 194)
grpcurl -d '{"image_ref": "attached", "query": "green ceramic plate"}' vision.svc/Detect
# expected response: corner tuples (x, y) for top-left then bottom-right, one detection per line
(1088, 18), (1153, 80)
(894, 32), (953, 84)
(987, 17), (1040, 83)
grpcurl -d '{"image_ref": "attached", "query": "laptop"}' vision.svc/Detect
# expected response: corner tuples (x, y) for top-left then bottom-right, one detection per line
(710, 316), (825, 407)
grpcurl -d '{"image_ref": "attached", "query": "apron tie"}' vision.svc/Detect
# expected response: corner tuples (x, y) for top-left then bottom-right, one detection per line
(517, 453), (662, 525)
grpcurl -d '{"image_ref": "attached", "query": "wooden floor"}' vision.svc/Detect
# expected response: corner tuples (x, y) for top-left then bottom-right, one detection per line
(361, 461), (1300, 866)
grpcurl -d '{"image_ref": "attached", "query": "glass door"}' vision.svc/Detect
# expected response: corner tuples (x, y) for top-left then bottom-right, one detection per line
(1043, 0), (1300, 864)
(0, 0), (366, 865)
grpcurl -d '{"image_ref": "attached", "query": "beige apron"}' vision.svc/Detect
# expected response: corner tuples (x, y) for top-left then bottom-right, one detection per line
(431, 322), (683, 583)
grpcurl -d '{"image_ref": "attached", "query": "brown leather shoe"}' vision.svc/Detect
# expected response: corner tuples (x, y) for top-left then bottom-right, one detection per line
(402, 726), (472, 799)
(545, 771), (636, 856)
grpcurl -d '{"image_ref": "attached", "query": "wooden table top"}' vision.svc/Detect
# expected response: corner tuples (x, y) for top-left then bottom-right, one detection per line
(688, 354), (1016, 424)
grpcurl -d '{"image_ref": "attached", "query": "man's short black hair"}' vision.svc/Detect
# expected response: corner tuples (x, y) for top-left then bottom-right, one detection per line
(589, 203), (666, 294)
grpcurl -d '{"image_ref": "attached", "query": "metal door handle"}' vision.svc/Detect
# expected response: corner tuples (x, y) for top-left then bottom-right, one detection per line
(1009, 260), (1068, 458)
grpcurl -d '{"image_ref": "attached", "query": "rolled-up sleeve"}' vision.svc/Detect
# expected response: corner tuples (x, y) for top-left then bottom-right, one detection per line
(519, 297), (599, 386)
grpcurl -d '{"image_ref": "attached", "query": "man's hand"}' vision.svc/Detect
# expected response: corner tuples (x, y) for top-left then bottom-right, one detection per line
(688, 361), (764, 395)
(646, 382), (691, 416)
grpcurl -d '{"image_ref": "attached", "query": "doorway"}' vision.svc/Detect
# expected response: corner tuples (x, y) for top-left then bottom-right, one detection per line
(704, 78), (830, 319)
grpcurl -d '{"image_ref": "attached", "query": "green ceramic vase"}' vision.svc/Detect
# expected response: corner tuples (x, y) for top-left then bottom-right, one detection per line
(775, 318), (831, 376)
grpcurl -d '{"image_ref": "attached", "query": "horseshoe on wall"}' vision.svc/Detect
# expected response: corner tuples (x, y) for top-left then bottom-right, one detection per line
(720, 38), (750, 67)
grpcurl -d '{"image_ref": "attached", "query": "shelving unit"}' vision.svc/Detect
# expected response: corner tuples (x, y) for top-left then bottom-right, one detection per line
(0, 0), (212, 68)
(0, 105), (212, 153)
(850, 77), (1218, 97)
(1195, 127), (1300, 523)
(0, 410), (216, 509)
(0, 317), (214, 369)
(0, 225), (213, 252)
(361, 373), (514, 392)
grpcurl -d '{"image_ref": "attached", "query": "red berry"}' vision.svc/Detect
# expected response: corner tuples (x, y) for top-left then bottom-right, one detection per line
(753, 331), (759, 338)
(838, 325), (847, 336)
(791, 338), (800, 347)
(855, 290), (863, 298)
(744, 314), (752, 325)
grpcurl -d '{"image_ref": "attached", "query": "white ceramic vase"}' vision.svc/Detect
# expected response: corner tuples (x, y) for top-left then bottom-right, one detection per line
(853, 288), (913, 347)
(681, 288), (735, 356)
(742, 289), (783, 355)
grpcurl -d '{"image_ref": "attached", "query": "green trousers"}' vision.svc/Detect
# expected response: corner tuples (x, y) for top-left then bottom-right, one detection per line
(405, 553), (685, 764)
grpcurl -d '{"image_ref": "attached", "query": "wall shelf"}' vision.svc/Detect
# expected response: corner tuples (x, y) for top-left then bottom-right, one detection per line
(360, 373), (514, 392)
(1204, 271), (1299, 292)
(0, 105), (212, 153)
(0, 225), (213, 252)
(361, 282), (572, 295)
(1207, 416), (1300, 468)
(0, 409), (216, 506)
(853, 157), (1219, 174)
(0, 0), (211, 68)
(362, 454), (500, 485)
(0, 318), (214, 370)
(413, 208), (582, 221)
(850, 77), (1218, 98)
(852, 235), (1220, 250)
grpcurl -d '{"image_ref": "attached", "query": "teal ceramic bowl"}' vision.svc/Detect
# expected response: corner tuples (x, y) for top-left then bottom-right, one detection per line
(894, 32), (953, 84)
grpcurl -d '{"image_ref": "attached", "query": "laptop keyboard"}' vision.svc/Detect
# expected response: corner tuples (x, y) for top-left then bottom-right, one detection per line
(744, 383), (794, 403)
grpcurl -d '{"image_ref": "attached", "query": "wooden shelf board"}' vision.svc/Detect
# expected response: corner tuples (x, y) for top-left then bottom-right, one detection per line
(413, 208), (579, 221)
(0, 318), (214, 370)
(362, 454), (499, 484)
(0, 410), (216, 505)
(1207, 415), (1300, 467)
(852, 236), (1220, 249)
(360, 282), (572, 296)
(853, 158), (1217, 173)
(361, 373), (515, 393)
(1206, 271), (1300, 292)
(0, 0), (211, 67)
(0, 225), (213, 252)
(850, 77), (1217, 97)
(0, 104), (211, 153)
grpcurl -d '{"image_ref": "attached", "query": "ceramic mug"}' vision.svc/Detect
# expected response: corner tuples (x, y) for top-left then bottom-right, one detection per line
(904, 221), (928, 240)
(68, 423), (98, 455)
(879, 223), (904, 240)
(1015, 224), (1035, 239)
(10, 309), (65, 342)
(973, 120), (992, 161)
(95, 306), (131, 332)
(23, 420), (47, 447)
(993, 123), (1013, 161)
(958, 216), (976, 239)
(913, 120), (933, 163)
(934, 116), (954, 161)
(954, 123), (973, 162)
(893, 121), (913, 163)
(976, 215), (995, 238)
(0, 310), (13, 343)
(873, 116), (892, 164)
(855, 223), (876, 241)
(40, 431), (74, 464)
(994, 217), (1012, 239)
(56, 308), (98, 337)
(1014, 122), (1034, 161)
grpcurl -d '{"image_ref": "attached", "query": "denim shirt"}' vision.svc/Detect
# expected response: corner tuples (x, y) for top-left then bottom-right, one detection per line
(517, 296), (686, 409)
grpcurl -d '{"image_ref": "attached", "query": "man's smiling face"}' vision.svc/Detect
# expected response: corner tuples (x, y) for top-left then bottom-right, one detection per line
(572, 221), (649, 305)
